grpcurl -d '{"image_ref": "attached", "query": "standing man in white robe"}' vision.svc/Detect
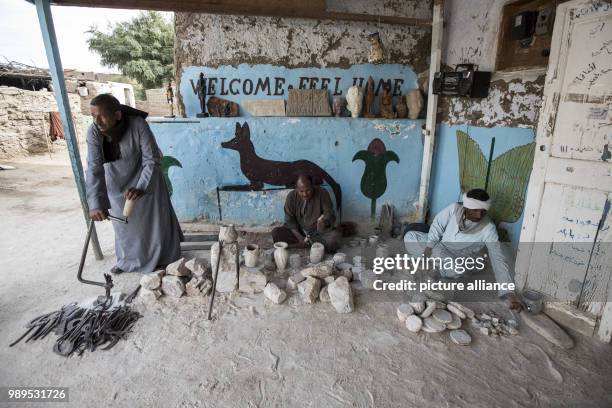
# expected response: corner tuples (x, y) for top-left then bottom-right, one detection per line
(86, 94), (183, 274)
(404, 189), (523, 310)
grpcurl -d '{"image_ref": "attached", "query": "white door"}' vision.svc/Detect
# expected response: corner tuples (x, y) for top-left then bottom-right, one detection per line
(516, 0), (612, 342)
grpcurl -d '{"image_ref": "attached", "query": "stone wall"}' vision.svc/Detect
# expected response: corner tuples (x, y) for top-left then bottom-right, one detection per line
(0, 86), (85, 159)
(174, 0), (433, 114)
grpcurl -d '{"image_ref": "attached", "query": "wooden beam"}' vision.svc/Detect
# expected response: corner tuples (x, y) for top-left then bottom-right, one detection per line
(50, 0), (431, 26)
(416, 0), (443, 222)
(34, 0), (104, 260)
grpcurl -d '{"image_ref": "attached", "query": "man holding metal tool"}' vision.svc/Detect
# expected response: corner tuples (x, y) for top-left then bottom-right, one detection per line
(85, 94), (183, 274)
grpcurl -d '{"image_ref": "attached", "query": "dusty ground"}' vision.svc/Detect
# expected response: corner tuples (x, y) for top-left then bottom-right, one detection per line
(1, 156), (611, 408)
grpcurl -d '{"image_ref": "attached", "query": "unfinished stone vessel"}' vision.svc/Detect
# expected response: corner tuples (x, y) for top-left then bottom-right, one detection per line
(309, 242), (325, 264)
(244, 244), (259, 268)
(395, 92), (408, 118)
(273, 242), (289, 271)
(219, 224), (238, 243)
(346, 86), (364, 118)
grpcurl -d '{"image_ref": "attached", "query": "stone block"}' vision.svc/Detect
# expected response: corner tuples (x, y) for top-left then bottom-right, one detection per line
(166, 257), (191, 277)
(161, 276), (185, 298)
(327, 276), (354, 313)
(242, 99), (286, 116)
(238, 267), (267, 294)
(300, 261), (333, 278)
(264, 283), (287, 304)
(140, 274), (161, 290)
(298, 277), (321, 304)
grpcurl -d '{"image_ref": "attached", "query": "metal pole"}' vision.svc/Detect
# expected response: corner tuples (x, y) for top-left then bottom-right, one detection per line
(34, 0), (103, 260)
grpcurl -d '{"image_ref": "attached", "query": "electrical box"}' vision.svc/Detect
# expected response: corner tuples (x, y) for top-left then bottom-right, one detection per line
(511, 11), (538, 40)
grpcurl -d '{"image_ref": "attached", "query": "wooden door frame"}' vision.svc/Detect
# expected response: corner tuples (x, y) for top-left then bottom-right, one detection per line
(515, 0), (612, 342)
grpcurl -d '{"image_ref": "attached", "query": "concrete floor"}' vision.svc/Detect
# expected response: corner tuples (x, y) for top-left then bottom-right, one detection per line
(1, 156), (611, 408)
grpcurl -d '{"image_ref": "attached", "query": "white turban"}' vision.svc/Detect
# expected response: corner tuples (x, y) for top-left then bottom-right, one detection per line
(462, 192), (490, 210)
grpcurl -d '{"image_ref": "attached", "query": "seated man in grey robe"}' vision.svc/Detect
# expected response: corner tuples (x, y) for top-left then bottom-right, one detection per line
(404, 189), (522, 310)
(85, 94), (183, 274)
(272, 174), (341, 252)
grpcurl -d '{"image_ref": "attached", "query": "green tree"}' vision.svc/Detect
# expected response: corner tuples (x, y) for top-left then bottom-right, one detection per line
(87, 11), (174, 89)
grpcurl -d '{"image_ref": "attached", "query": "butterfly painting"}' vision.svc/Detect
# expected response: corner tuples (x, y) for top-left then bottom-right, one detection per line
(456, 130), (535, 225)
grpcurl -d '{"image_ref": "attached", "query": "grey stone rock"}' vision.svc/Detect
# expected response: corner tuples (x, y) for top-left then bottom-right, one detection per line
(166, 257), (192, 277)
(287, 273), (306, 290)
(422, 317), (446, 333)
(185, 277), (204, 296)
(319, 285), (331, 302)
(140, 274), (161, 290)
(446, 314), (463, 330)
(327, 276), (354, 313)
(139, 288), (162, 303)
(449, 329), (472, 346)
(238, 267), (267, 294)
(447, 301), (475, 319)
(397, 304), (414, 322)
(212, 242), (239, 292)
(199, 279), (213, 296)
(324, 276), (336, 285)
(185, 257), (212, 278)
(432, 309), (453, 324)
(161, 275), (185, 298)
(264, 283), (287, 304)
(300, 261), (334, 278)
(420, 301), (437, 318)
(479, 327), (490, 336)
(405, 315), (423, 332)
(409, 301), (426, 314)
(446, 303), (467, 320)
(298, 277), (321, 304)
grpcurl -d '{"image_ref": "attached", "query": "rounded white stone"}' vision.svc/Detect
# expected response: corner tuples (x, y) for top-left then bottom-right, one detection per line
(432, 309), (453, 324)
(449, 329), (472, 346)
(405, 315), (423, 332)
(423, 317), (446, 333)
(397, 304), (414, 322)
(446, 314), (463, 330)
(409, 301), (426, 314)
(447, 303), (467, 319)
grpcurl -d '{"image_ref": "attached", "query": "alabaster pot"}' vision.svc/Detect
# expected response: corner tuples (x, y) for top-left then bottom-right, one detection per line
(219, 224), (238, 243)
(273, 242), (289, 271)
(309, 242), (325, 264)
(332, 252), (347, 266)
(244, 244), (260, 268)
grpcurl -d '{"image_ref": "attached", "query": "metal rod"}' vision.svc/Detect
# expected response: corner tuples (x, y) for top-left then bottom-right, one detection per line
(34, 0), (103, 260)
(108, 214), (128, 224)
(77, 219), (113, 293)
(216, 186), (222, 221)
(207, 240), (222, 320)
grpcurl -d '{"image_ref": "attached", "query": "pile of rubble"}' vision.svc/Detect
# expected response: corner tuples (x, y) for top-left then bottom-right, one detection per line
(137, 234), (355, 315)
(138, 257), (213, 302)
(397, 295), (520, 345)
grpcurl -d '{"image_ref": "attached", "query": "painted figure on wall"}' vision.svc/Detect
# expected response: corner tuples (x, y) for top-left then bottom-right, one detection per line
(353, 138), (399, 219)
(456, 130), (535, 239)
(221, 122), (342, 214)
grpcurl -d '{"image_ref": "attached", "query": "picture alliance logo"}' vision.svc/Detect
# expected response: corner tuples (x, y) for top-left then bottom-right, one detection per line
(372, 254), (488, 275)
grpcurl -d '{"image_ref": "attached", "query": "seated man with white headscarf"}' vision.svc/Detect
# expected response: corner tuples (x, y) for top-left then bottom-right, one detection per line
(404, 188), (522, 310)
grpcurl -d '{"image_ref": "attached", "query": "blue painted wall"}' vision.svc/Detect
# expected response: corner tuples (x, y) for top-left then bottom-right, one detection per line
(428, 124), (536, 244)
(181, 63), (418, 117)
(152, 117), (424, 225)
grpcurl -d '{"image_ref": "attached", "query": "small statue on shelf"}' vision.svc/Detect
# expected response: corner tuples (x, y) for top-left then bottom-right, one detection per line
(395, 91), (408, 119)
(192, 72), (208, 118)
(165, 81), (175, 118)
(379, 82), (396, 119)
(368, 32), (384, 64)
(363, 76), (376, 118)
(346, 86), (364, 118)
(407, 89), (424, 119)
(333, 96), (347, 117)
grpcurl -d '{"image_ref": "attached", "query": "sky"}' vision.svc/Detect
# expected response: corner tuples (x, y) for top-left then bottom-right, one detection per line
(0, 0), (171, 73)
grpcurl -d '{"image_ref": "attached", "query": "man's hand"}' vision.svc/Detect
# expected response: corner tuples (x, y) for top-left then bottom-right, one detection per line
(503, 293), (524, 311)
(89, 208), (108, 222)
(316, 214), (326, 232)
(125, 188), (144, 201)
